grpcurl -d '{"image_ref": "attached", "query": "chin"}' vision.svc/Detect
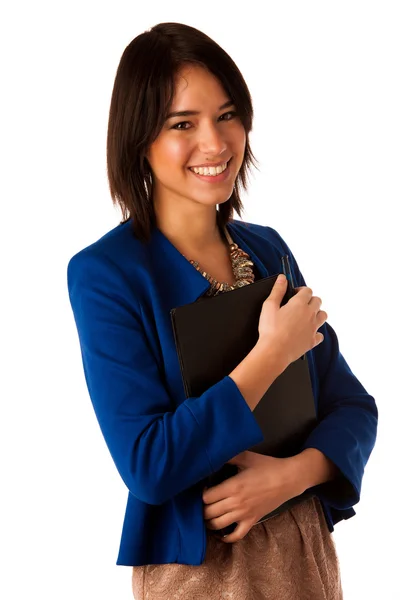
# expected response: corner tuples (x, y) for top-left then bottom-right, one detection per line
(192, 191), (234, 206)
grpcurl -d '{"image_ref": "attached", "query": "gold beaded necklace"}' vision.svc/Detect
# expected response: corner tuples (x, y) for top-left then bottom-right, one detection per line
(188, 224), (256, 296)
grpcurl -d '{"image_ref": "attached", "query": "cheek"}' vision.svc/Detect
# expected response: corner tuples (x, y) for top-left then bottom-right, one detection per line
(150, 138), (191, 176)
(166, 140), (190, 166)
(230, 123), (246, 150)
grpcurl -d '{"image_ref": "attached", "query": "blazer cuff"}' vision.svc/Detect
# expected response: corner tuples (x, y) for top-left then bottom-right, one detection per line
(185, 375), (264, 473)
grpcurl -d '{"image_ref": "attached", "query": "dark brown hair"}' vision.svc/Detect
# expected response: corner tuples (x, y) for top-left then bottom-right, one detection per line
(106, 22), (259, 244)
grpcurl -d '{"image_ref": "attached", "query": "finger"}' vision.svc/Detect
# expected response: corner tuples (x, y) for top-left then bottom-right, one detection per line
(267, 274), (288, 304)
(294, 285), (310, 293)
(309, 296), (322, 311)
(203, 480), (231, 504)
(220, 520), (252, 544)
(206, 510), (237, 531)
(316, 310), (328, 326)
(203, 498), (231, 521)
(292, 286), (313, 304)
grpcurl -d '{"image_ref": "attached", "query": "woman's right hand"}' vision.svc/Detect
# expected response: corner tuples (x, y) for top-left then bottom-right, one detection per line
(257, 274), (328, 366)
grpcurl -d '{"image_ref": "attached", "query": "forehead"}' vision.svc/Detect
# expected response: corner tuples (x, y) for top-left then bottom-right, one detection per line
(172, 65), (228, 107)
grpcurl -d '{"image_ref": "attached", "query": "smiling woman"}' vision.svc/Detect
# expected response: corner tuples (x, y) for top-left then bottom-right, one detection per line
(67, 20), (377, 600)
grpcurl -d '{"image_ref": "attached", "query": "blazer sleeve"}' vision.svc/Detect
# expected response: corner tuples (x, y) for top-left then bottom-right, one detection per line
(67, 249), (264, 506)
(267, 227), (378, 510)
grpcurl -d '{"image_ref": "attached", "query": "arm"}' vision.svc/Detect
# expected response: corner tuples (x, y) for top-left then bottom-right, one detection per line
(67, 250), (267, 506)
(267, 227), (378, 510)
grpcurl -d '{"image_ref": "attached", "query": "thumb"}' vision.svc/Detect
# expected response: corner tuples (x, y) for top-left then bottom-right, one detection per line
(268, 274), (287, 302)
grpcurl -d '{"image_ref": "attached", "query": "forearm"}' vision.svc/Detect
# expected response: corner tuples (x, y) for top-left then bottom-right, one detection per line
(229, 340), (288, 411)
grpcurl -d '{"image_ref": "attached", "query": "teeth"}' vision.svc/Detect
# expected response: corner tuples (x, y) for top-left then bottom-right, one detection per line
(190, 161), (229, 176)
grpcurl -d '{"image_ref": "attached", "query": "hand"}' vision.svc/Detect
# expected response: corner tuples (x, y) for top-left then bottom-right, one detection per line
(202, 451), (305, 543)
(258, 275), (328, 365)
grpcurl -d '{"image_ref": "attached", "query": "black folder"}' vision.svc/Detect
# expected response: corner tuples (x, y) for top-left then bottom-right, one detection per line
(170, 272), (317, 536)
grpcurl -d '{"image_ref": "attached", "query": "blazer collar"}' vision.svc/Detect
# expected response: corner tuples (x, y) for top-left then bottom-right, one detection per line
(145, 220), (270, 310)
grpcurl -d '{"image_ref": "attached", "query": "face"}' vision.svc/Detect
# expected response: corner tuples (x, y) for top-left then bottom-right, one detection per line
(146, 65), (246, 214)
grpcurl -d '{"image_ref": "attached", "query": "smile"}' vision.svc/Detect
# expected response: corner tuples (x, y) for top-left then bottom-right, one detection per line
(189, 160), (229, 176)
(188, 158), (232, 183)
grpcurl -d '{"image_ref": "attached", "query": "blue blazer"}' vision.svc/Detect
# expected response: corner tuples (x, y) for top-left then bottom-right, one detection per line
(67, 218), (378, 567)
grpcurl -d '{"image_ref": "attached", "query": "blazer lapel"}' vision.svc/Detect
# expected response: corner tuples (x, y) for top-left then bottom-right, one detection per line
(148, 225), (212, 308)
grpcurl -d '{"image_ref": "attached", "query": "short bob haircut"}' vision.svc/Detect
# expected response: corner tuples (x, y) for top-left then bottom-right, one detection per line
(106, 22), (258, 244)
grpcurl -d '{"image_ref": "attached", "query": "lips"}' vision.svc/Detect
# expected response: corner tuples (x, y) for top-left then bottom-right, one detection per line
(188, 158), (232, 183)
(188, 157), (232, 170)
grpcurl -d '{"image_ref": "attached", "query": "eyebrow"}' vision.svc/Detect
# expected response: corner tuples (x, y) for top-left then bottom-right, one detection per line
(165, 100), (234, 121)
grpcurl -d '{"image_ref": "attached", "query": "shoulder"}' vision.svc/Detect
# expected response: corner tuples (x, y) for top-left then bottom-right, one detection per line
(66, 220), (149, 309)
(67, 219), (144, 280)
(66, 220), (149, 319)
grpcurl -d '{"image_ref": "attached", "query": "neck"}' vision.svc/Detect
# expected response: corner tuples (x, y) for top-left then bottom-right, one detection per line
(154, 204), (228, 255)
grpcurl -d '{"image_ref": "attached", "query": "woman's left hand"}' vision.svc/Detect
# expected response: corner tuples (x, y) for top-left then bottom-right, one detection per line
(202, 451), (305, 543)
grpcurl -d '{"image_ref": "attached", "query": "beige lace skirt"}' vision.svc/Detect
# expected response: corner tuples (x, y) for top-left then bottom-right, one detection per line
(131, 496), (343, 600)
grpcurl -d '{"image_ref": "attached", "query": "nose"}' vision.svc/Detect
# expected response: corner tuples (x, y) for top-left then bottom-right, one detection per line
(197, 121), (228, 156)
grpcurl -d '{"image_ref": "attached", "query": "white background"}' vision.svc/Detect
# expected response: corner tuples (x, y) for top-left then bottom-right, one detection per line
(2, 1), (399, 599)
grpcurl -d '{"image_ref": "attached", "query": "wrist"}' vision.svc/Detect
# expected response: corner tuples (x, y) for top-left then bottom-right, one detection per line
(254, 339), (288, 377)
(282, 455), (309, 498)
(290, 448), (339, 492)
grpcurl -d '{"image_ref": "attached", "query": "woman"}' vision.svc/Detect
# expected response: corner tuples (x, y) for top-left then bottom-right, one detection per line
(67, 22), (378, 599)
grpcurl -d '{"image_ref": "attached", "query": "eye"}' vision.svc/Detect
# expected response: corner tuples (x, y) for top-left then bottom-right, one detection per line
(220, 111), (237, 121)
(171, 111), (238, 131)
(171, 121), (191, 131)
